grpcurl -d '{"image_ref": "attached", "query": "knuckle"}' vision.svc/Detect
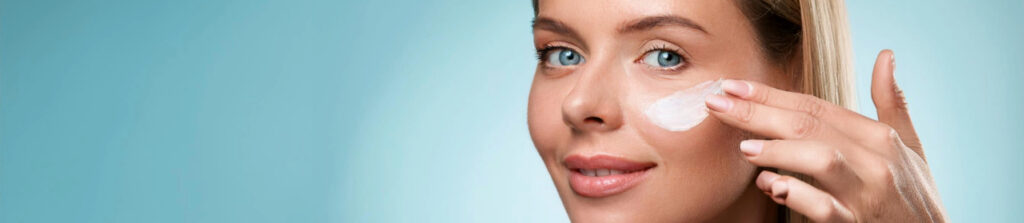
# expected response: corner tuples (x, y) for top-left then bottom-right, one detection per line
(870, 161), (896, 186)
(869, 124), (900, 148)
(812, 149), (847, 175)
(736, 101), (756, 123)
(796, 96), (829, 118)
(808, 197), (840, 221)
(751, 84), (771, 102)
(791, 114), (820, 139)
(887, 128), (903, 147)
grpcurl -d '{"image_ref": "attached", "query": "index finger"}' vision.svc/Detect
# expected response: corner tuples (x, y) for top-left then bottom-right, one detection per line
(719, 79), (888, 142)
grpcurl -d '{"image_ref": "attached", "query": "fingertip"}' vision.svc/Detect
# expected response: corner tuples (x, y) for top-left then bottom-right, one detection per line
(771, 179), (789, 200)
(721, 79), (752, 98)
(755, 170), (779, 191)
(877, 49), (894, 63)
(705, 94), (733, 112)
(880, 49), (894, 59)
(884, 49), (896, 78)
(739, 140), (764, 156)
(873, 49), (896, 81)
(871, 49), (898, 108)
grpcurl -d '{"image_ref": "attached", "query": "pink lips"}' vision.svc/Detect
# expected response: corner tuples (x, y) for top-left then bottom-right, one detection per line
(565, 154), (656, 197)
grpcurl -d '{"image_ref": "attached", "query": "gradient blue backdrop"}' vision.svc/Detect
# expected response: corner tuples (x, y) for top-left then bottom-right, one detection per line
(1, 0), (1021, 222)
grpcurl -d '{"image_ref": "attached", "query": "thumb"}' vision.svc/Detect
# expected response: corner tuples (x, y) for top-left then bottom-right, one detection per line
(871, 49), (924, 159)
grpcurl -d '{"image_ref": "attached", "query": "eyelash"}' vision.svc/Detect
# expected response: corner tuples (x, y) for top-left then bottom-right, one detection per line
(638, 44), (689, 71)
(533, 44), (689, 71)
(535, 45), (567, 62)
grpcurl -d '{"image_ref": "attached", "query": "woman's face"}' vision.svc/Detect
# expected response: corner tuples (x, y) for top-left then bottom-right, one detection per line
(528, 0), (789, 221)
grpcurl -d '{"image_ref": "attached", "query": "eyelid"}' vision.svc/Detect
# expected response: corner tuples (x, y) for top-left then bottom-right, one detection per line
(636, 43), (689, 72)
(536, 42), (586, 68)
(539, 42), (585, 56)
(640, 43), (687, 59)
(638, 39), (691, 58)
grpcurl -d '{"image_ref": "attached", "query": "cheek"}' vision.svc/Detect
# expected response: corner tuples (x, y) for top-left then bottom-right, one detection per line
(624, 81), (752, 182)
(635, 112), (748, 172)
(527, 81), (568, 157)
(628, 79), (735, 159)
(626, 87), (756, 216)
(635, 115), (757, 216)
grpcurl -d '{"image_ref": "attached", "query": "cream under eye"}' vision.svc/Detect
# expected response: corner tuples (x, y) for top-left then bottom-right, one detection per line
(644, 79), (724, 132)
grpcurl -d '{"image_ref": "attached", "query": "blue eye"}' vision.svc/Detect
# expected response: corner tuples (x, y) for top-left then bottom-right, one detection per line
(642, 50), (684, 68)
(545, 48), (584, 66)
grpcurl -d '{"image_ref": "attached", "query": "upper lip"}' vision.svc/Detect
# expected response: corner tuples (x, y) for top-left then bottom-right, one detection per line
(564, 154), (657, 172)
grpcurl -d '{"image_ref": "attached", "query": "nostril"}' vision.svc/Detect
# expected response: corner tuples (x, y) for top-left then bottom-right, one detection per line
(583, 117), (604, 126)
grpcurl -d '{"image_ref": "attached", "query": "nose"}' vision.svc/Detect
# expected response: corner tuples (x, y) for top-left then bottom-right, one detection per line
(561, 65), (624, 133)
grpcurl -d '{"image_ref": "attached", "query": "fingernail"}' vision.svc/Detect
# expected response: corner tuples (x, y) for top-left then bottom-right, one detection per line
(705, 95), (732, 112)
(890, 51), (896, 65)
(890, 51), (897, 79)
(721, 80), (751, 98)
(888, 54), (897, 83)
(771, 180), (789, 199)
(739, 140), (763, 156)
(755, 171), (779, 190)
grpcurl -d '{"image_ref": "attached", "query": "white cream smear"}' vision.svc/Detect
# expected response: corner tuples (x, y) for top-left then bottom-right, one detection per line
(644, 79), (724, 131)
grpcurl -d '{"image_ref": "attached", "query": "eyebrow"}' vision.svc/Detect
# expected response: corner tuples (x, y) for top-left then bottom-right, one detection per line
(618, 15), (708, 34)
(532, 17), (589, 50)
(531, 15), (707, 49)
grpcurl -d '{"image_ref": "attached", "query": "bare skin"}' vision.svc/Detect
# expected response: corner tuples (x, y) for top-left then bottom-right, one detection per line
(528, 0), (946, 222)
(708, 50), (947, 222)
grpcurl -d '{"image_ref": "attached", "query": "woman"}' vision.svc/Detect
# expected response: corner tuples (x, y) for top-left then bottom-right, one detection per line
(527, 0), (947, 222)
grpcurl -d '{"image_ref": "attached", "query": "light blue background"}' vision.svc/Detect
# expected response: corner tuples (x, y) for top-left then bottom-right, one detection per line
(1, 0), (1020, 222)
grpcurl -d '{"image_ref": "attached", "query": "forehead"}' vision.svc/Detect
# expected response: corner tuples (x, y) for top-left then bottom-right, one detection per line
(536, 0), (748, 37)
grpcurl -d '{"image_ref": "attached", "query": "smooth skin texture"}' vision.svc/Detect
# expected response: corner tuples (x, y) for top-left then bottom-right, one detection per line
(529, 0), (787, 222)
(528, 0), (946, 222)
(706, 50), (947, 222)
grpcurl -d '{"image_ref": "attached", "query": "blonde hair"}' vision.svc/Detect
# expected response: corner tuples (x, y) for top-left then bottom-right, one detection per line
(798, 0), (855, 109)
(740, 0), (854, 222)
(740, 0), (854, 109)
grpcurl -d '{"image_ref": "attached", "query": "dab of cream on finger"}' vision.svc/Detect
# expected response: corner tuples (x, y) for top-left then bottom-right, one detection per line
(644, 79), (724, 132)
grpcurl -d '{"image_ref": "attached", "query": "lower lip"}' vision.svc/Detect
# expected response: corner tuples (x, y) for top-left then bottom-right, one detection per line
(568, 168), (652, 198)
